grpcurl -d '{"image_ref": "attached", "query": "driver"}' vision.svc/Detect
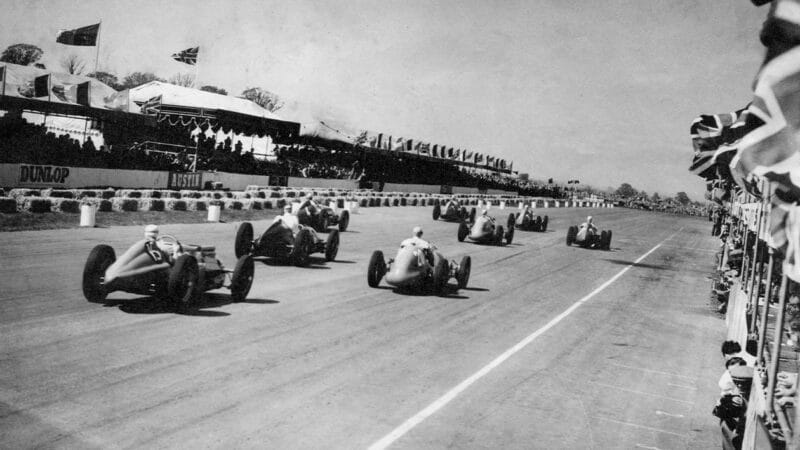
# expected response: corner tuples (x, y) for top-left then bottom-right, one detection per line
(273, 204), (301, 234)
(400, 226), (436, 266)
(579, 216), (597, 233)
(143, 224), (182, 262)
(298, 195), (321, 216)
(448, 195), (460, 208)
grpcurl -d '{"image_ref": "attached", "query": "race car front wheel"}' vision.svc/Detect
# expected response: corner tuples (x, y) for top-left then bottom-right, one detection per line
(338, 210), (350, 232)
(367, 250), (386, 287)
(235, 222), (254, 258)
(456, 256), (471, 289)
(457, 222), (469, 242)
(432, 204), (441, 221)
(83, 245), (116, 303)
(230, 255), (254, 302)
(325, 229), (340, 261)
(168, 255), (199, 307)
(290, 229), (313, 267)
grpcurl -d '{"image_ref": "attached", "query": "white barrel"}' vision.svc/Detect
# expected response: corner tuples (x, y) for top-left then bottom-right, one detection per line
(543, 201), (549, 208)
(207, 204), (221, 222)
(500, 201), (506, 209)
(80, 204), (96, 227)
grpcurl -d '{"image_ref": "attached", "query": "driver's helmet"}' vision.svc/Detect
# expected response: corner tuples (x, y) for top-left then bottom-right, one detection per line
(587, 216), (593, 224)
(144, 224), (159, 240)
(481, 209), (488, 216)
(413, 226), (423, 238)
(283, 204), (292, 214)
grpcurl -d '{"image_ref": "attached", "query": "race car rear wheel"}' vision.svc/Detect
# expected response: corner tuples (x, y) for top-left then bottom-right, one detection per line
(230, 255), (254, 302)
(534, 215), (542, 232)
(566, 226), (577, 246)
(542, 215), (549, 232)
(338, 210), (350, 232)
(367, 250), (385, 287)
(469, 207), (476, 222)
(325, 229), (340, 261)
(432, 204), (441, 221)
(507, 214), (515, 229)
(459, 206), (468, 220)
(522, 214), (531, 229)
(457, 222), (469, 242)
(317, 213), (330, 233)
(505, 226), (514, 245)
(235, 222), (254, 258)
(168, 254), (199, 307)
(495, 225), (505, 246)
(432, 253), (449, 294)
(604, 230), (613, 250)
(83, 244), (116, 303)
(456, 255), (471, 289)
(290, 229), (313, 267)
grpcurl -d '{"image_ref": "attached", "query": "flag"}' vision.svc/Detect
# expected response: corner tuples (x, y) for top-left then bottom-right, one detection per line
(0, 66), (5, 97)
(688, 108), (750, 182)
(392, 136), (404, 151)
(730, 45), (800, 205)
(474, 153), (483, 164)
(172, 46), (199, 65)
(486, 155), (495, 167)
(419, 142), (430, 155)
(432, 144), (439, 158)
(464, 150), (473, 161)
(56, 23), (100, 46)
(453, 148), (460, 160)
(76, 81), (91, 106)
(758, 0), (800, 69)
(140, 95), (162, 115)
(34, 74), (50, 98)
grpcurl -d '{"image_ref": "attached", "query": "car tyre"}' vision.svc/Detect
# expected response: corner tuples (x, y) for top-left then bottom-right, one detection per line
(230, 255), (254, 302)
(495, 225), (505, 246)
(83, 244), (116, 303)
(507, 214), (515, 229)
(469, 207), (476, 222)
(505, 226), (514, 245)
(290, 228), (313, 267)
(542, 215), (549, 232)
(338, 210), (350, 232)
(457, 221), (469, 242)
(432, 253), (449, 294)
(367, 250), (385, 287)
(459, 206), (468, 220)
(522, 214), (531, 229)
(325, 229), (340, 261)
(566, 225), (577, 246)
(168, 254), (199, 307)
(456, 255), (471, 289)
(235, 222), (254, 258)
(432, 204), (441, 220)
(605, 230), (613, 250)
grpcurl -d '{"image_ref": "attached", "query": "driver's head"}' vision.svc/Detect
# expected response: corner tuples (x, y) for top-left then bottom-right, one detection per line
(481, 209), (488, 216)
(413, 226), (423, 238)
(587, 216), (593, 224)
(283, 204), (292, 214)
(144, 224), (159, 240)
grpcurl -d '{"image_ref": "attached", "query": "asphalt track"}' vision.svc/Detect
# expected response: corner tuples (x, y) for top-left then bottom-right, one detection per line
(0, 206), (725, 449)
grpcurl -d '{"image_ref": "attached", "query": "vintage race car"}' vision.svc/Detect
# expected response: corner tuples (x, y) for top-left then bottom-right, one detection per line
(516, 208), (549, 232)
(82, 235), (254, 307)
(367, 244), (471, 294)
(566, 224), (612, 250)
(297, 203), (350, 233)
(235, 221), (339, 266)
(457, 212), (515, 246)
(433, 201), (475, 222)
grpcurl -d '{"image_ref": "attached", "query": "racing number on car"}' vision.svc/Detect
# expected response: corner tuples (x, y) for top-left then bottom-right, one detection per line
(144, 241), (164, 263)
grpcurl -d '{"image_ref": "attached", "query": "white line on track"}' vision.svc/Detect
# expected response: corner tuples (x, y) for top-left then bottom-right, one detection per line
(368, 230), (681, 450)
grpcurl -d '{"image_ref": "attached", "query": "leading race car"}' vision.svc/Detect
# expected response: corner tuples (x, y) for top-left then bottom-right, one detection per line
(235, 220), (339, 267)
(515, 207), (549, 232)
(83, 232), (254, 308)
(457, 211), (515, 246)
(566, 222), (612, 250)
(432, 199), (475, 222)
(367, 245), (471, 294)
(297, 201), (350, 233)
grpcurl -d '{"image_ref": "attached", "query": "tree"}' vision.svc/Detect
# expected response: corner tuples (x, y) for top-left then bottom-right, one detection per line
(120, 72), (164, 89)
(240, 87), (284, 112)
(168, 72), (195, 87)
(87, 71), (121, 90)
(676, 191), (691, 205)
(1, 43), (43, 66)
(60, 54), (86, 75)
(651, 192), (660, 202)
(638, 190), (647, 200)
(200, 85), (228, 95)
(615, 183), (637, 198)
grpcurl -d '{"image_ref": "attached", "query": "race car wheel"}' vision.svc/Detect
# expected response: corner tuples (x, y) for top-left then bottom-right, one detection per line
(469, 207), (476, 222)
(507, 214), (515, 229)
(533, 215), (542, 232)
(459, 206), (468, 220)
(432, 253), (449, 294)
(367, 250), (386, 288)
(495, 225), (505, 246)
(168, 254), (199, 307)
(566, 226), (577, 246)
(290, 229), (313, 267)
(83, 244), (116, 303)
(456, 255), (471, 289)
(338, 210), (350, 232)
(522, 214), (531, 229)
(317, 213), (330, 233)
(457, 222), (469, 242)
(325, 229), (340, 261)
(432, 204), (441, 221)
(230, 255), (254, 302)
(542, 215), (549, 232)
(235, 222), (254, 258)
(604, 230), (613, 250)
(505, 226), (514, 245)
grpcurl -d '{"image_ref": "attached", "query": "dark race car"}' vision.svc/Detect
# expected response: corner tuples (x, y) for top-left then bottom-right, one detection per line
(297, 202), (350, 233)
(83, 235), (254, 308)
(457, 211), (515, 246)
(566, 224), (612, 250)
(515, 207), (549, 232)
(432, 200), (475, 222)
(235, 220), (339, 267)
(367, 244), (471, 294)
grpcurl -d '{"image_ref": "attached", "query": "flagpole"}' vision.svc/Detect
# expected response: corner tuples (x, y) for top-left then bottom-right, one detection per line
(94, 21), (102, 74)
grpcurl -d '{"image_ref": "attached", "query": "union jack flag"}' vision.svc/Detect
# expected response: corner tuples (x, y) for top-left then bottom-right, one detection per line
(688, 108), (750, 182)
(171, 46), (199, 65)
(140, 95), (162, 115)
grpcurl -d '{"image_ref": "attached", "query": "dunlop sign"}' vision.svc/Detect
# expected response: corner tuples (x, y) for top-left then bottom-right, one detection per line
(168, 172), (203, 190)
(18, 165), (70, 187)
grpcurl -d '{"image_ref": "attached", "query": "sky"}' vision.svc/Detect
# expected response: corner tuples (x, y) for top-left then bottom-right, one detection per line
(0, 0), (770, 200)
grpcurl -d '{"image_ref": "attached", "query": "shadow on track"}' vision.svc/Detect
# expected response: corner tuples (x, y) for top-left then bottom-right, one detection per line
(257, 256), (331, 269)
(603, 259), (673, 271)
(97, 293), (279, 316)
